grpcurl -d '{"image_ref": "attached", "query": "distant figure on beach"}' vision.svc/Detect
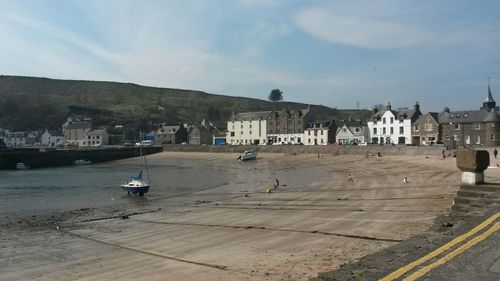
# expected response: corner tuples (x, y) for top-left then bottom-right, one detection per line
(403, 176), (408, 184)
(441, 149), (445, 159)
(377, 152), (383, 157)
(348, 174), (353, 183)
(273, 178), (280, 190)
(494, 148), (498, 159)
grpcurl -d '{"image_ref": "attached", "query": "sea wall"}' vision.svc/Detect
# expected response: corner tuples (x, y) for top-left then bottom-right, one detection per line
(0, 146), (162, 170)
(163, 144), (445, 156)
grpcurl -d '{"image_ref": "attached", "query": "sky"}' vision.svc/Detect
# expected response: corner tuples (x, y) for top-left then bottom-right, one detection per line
(0, 0), (499, 112)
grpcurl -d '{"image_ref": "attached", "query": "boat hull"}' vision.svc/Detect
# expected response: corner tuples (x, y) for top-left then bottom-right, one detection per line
(120, 184), (150, 195)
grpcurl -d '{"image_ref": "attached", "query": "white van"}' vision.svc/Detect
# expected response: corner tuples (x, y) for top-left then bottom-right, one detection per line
(135, 140), (152, 146)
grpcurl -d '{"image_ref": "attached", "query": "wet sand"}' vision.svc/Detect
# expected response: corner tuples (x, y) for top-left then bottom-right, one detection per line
(0, 151), (470, 280)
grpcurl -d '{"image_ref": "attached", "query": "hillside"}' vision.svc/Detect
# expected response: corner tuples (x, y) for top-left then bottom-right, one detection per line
(0, 75), (371, 131)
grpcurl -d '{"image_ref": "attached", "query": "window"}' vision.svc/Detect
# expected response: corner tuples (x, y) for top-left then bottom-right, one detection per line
(249, 124), (252, 128)
(383, 127), (386, 134)
(399, 127), (404, 134)
(355, 128), (360, 133)
(249, 131), (252, 135)
(465, 135), (470, 144)
(456, 113), (461, 118)
(241, 125), (243, 129)
(373, 128), (377, 135)
(342, 128), (347, 133)
(476, 136), (481, 144)
(321, 130), (324, 135)
(308, 131), (311, 136)
(454, 124), (460, 130)
(473, 123), (481, 130)
(414, 125), (419, 131)
(390, 117), (394, 124)
(390, 127), (394, 135)
(463, 113), (468, 118)
(425, 124), (433, 131)
(230, 132), (235, 137)
(240, 131), (243, 135)
(383, 118), (386, 124)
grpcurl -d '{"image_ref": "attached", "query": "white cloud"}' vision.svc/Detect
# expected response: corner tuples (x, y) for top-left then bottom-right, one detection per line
(294, 7), (435, 50)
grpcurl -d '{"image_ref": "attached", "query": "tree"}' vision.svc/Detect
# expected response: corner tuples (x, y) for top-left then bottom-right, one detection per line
(268, 88), (283, 103)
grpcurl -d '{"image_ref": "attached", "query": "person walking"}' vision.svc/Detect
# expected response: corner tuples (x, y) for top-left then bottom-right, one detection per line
(494, 148), (498, 159)
(348, 174), (353, 183)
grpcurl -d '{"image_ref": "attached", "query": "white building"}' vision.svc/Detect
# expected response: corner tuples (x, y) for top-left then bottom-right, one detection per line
(77, 129), (109, 147)
(367, 102), (422, 145)
(41, 130), (65, 148)
(304, 120), (335, 145)
(336, 120), (369, 145)
(3, 131), (26, 148)
(227, 111), (270, 145)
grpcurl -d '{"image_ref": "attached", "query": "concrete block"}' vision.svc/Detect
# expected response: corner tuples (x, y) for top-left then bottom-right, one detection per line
(456, 149), (489, 172)
(461, 171), (484, 185)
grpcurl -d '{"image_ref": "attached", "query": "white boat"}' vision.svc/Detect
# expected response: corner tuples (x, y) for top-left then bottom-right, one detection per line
(73, 159), (92, 165)
(121, 135), (150, 195)
(16, 162), (30, 170)
(239, 150), (257, 161)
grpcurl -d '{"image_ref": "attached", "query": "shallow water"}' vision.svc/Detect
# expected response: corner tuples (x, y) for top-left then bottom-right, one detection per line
(0, 156), (230, 216)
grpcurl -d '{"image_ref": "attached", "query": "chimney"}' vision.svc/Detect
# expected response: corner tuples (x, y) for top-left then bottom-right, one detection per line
(373, 106), (378, 114)
(414, 101), (420, 112)
(386, 102), (392, 111)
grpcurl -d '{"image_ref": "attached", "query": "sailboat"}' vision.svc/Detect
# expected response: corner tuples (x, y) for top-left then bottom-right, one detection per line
(121, 136), (150, 196)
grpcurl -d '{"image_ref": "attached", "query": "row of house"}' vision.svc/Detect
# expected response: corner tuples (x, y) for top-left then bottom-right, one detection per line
(226, 107), (370, 146)
(146, 119), (226, 145)
(0, 117), (109, 149)
(227, 85), (500, 148)
(2, 86), (498, 148)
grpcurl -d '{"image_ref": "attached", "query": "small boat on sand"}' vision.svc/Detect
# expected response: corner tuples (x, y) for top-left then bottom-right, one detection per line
(73, 159), (92, 165)
(16, 162), (30, 170)
(121, 134), (150, 196)
(120, 171), (150, 195)
(238, 150), (257, 161)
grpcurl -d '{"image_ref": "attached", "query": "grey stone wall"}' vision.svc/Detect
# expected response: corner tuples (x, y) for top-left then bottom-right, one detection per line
(163, 144), (445, 156)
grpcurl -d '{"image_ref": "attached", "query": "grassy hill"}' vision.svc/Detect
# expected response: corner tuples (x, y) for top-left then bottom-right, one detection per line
(0, 75), (372, 131)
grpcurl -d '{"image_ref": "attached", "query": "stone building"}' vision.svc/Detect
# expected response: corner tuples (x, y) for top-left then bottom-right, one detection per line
(64, 122), (92, 145)
(439, 86), (500, 148)
(188, 125), (213, 145)
(266, 108), (311, 145)
(412, 112), (441, 145)
(155, 124), (188, 144)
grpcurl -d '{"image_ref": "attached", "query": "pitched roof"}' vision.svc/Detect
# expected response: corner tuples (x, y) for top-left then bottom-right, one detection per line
(66, 122), (92, 130)
(414, 112), (439, 125)
(438, 110), (499, 124)
(231, 111), (272, 121)
(47, 130), (64, 137)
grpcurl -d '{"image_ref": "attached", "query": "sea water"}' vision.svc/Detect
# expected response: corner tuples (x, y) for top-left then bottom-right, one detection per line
(0, 156), (230, 217)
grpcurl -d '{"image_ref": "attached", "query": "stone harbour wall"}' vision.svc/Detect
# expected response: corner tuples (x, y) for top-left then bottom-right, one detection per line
(163, 144), (446, 156)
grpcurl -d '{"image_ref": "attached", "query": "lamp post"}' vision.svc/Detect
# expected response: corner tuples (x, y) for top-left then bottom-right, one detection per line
(449, 122), (453, 150)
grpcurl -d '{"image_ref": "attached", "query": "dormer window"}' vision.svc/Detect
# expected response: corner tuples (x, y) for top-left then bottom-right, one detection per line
(463, 113), (468, 118)
(456, 113), (461, 118)
(450, 114), (455, 118)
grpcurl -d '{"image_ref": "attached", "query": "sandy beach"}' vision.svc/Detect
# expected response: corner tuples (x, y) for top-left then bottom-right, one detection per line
(3, 150), (494, 281)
